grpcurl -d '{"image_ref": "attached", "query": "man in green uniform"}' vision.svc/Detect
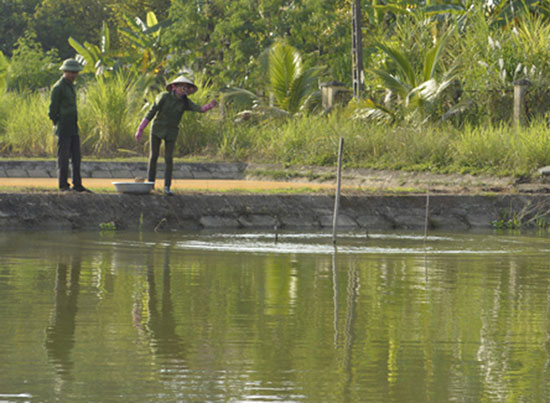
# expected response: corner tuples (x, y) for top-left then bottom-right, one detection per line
(135, 76), (217, 195)
(48, 58), (91, 193)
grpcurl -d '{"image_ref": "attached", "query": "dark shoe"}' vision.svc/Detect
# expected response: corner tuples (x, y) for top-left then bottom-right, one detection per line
(164, 186), (174, 196)
(59, 186), (72, 192)
(74, 186), (93, 193)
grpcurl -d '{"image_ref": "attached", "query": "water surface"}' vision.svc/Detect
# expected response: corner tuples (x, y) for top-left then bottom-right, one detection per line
(1, 230), (549, 402)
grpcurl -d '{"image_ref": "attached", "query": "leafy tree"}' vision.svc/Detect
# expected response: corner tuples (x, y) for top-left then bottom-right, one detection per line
(6, 32), (60, 91)
(104, 0), (171, 24)
(0, 0), (41, 57)
(165, 0), (351, 89)
(166, 0), (268, 87)
(29, 0), (109, 58)
(283, 0), (352, 84)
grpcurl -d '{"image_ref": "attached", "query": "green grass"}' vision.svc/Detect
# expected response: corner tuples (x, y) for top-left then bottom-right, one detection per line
(2, 78), (550, 179)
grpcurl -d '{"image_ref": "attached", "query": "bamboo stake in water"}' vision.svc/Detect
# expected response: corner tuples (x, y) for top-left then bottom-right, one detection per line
(424, 183), (430, 242)
(332, 136), (344, 244)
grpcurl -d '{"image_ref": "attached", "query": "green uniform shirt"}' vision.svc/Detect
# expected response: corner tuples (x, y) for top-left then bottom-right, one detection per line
(145, 92), (202, 141)
(49, 77), (78, 136)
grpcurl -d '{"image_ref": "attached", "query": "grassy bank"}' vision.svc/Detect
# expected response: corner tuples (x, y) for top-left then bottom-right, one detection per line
(1, 88), (550, 178)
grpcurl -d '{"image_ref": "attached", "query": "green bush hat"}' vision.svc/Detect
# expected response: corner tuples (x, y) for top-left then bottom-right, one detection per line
(166, 75), (197, 91)
(59, 58), (83, 72)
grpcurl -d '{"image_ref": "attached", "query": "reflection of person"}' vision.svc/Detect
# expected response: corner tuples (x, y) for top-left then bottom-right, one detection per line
(135, 76), (218, 195)
(140, 246), (188, 363)
(45, 258), (81, 380)
(48, 58), (91, 193)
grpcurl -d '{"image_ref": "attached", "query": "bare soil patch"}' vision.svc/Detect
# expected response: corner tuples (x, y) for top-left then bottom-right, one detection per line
(0, 177), (334, 193)
(2, 168), (550, 195)
(246, 164), (550, 195)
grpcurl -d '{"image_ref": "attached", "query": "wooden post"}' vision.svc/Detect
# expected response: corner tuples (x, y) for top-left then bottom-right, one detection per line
(513, 79), (530, 127)
(332, 137), (344, 244)
(424, 184), (430, 242)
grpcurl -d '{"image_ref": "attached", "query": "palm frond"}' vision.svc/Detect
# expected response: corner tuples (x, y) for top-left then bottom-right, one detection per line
(375, 42), (416, 87)
(353, 98), (395, 123)
(286, 67), (320, 113)
(267, 42), (321, 114)
(269, 42), (302, 108)
(219, 87), (258, 110)
(370, 69), (410, 99)
(423, 27), (454, 81)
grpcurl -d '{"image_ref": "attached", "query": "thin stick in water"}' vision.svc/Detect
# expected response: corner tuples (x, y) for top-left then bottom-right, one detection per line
(332, 136), (344, 244)
(424, 183), (430, 242)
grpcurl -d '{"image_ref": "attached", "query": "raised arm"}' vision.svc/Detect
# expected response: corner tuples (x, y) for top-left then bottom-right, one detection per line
(201, 99), (218, 112)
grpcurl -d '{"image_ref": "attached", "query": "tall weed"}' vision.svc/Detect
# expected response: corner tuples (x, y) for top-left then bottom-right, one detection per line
(176, 72), (222, 155)
(512, 120), (550, 174)
(0, 91), (54, 156)
(80, 72), (144, 155)
(216, 121), (256, 160)
(451, 124), (515, 173)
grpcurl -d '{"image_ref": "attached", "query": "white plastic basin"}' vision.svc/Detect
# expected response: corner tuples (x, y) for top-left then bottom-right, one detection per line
(112, 181), (154, 194)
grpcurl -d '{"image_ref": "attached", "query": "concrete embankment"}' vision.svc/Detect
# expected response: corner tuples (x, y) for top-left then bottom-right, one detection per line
(0, 160), (247, 180)
(1, 192), (549, 231)
(2, 160), (550, 231)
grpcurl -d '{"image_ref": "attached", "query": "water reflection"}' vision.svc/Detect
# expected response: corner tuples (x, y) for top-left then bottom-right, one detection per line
(1, 230), (550, 401)
(45, 255), (81, 381)
(143, 244), (188, 366)
(332, 247), (359, 402)
(332, 249), (339, 348)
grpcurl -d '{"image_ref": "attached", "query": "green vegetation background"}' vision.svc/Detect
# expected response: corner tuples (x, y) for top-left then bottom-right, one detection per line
(2, 1), (550, 177)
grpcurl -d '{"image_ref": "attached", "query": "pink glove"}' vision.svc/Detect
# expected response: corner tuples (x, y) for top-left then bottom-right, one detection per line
(201, 99), (218, 112)
(135, 118), (149, 142)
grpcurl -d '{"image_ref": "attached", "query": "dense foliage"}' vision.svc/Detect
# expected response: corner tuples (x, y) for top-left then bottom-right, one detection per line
(2, 0), (550, 177)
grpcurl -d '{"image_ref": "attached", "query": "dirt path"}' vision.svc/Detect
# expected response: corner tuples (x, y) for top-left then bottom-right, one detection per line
(2, 170), (550, 195)
(0, 178), (335, 192)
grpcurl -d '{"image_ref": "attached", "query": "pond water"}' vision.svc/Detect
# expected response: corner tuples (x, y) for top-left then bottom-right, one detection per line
(1, 230), (550, 402)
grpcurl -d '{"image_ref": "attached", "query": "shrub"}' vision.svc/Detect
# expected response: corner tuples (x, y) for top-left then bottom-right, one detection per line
(0, 91), (54, 156)
(7, 32), (60, 92)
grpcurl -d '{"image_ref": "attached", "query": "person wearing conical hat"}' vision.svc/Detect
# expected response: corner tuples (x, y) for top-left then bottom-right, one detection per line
(48, 58), (92, 193)
(135, 75), (218, 196)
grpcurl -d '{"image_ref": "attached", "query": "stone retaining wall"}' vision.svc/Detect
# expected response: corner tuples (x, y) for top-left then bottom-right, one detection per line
(0, 160), (247, 180)
(1, 192), (549, 231)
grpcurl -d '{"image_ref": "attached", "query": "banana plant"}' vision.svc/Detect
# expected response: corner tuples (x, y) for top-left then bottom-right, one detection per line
(118, 11), (172, 75)
(69, 22), (120, 76)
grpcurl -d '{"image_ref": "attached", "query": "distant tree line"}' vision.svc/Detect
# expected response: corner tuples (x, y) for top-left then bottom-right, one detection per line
(2, 0), (550, 125)
(0, 0), (352, 89)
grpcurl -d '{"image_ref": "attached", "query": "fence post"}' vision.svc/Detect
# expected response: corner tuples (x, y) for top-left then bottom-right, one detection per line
(321, 81), (350, 112)
(513, 79), (530, 127)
